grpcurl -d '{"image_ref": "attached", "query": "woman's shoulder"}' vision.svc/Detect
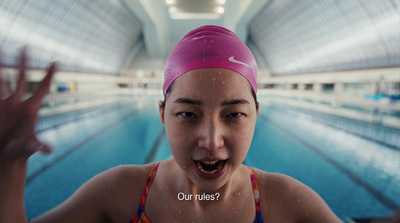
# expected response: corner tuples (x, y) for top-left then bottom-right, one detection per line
(33, 163), (159, 222)
(252, 168), (302, 187)
(103, 162), (157, 183)
(251, 167), (341, 222)
(96, 162), (159, 201)
(72, 162), (158, 221)
(251, 167), (304, 200)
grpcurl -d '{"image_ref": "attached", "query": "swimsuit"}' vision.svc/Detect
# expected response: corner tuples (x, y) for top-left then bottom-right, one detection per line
(129, 162), (264, 223)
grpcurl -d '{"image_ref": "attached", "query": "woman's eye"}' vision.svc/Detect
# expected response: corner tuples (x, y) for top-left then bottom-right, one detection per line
(226, 112), (244, 118)
(179, 112), (197, 119)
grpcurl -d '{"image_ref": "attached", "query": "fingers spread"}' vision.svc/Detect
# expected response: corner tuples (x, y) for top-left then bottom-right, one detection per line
(0, 70), (3, 101)
(0, 50), (3, 100)
(32, 61), (57, 103)
(15, 48), (27, 100)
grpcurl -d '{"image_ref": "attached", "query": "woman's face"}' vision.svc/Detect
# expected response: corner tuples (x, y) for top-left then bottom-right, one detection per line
(159, 68), (258, 192)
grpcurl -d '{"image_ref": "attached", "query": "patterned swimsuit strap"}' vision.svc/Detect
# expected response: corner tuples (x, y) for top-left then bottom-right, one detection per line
(130, 162), (160, 223)
(248, 167), (265, 223)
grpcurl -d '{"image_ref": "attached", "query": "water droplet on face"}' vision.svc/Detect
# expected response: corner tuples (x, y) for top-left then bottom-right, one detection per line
(234, 192), (241, 196)
(211, 78), (216, 82)
(177, 210), (182, 214)
(297, 199), (301, 202)
(221, 81), (225, 85)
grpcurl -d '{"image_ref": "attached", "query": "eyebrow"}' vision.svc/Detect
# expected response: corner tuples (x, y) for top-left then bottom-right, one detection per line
(174, 98), (249, 106)
(173, 98), (203, 105)
(221, 99), (250, 106)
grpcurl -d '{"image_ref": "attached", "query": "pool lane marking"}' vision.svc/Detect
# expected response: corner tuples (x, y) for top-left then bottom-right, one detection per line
(258, 112), (399, 211)
(144, 128), (166, 164)
(269, 104), (399, 151)
(37, 100), (136, 133)
(26, 107), (142, 185)
(36, 105), (118, 133)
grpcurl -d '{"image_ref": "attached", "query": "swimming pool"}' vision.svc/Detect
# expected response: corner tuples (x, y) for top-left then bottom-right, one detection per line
(25, 95), (400, 221)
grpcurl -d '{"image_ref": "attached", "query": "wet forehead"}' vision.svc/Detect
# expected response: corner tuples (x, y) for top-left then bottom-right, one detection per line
(169, 68), (253, 104)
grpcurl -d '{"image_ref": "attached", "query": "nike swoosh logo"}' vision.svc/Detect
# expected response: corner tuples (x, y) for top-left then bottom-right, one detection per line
(228, 56), (251, 68)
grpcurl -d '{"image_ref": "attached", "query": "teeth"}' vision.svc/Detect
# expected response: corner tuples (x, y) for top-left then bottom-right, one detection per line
(195, 160), (226, 174)
(203, 160), (218, 165)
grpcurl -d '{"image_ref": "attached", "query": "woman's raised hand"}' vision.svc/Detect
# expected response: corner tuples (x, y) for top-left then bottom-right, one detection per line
(0, 49), (57, 163)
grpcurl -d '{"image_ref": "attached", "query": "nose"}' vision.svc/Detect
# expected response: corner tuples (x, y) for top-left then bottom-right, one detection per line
(197, 117), (225, 151)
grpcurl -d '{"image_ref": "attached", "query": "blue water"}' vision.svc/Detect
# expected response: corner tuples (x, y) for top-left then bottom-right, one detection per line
(25, 96), (400, 221)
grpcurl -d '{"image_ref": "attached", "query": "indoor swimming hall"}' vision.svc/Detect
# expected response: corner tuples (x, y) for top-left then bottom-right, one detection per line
(1, 0), (399, 222)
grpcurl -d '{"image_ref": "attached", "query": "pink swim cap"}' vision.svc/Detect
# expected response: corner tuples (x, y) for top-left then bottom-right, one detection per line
(163, 25), (257, 96)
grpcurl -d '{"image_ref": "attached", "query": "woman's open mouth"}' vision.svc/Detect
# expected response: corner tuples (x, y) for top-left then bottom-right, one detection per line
(193, 159), (227, 179)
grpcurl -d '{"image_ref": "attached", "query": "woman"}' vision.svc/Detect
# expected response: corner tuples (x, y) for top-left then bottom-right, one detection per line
(0, 25), (341, 222)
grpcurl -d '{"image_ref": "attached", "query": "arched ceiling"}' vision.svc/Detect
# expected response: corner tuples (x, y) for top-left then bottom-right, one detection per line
(249, 0), (400, 76)
(0, 0), (399, 76)
(0, 0), (142, 74)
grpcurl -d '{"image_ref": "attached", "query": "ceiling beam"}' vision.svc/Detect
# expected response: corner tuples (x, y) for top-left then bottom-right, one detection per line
(121, 0), (169, 59)
(224, 0), (271, 41)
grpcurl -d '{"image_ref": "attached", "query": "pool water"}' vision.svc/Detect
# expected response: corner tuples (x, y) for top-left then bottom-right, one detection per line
(25, 95), (400, 221)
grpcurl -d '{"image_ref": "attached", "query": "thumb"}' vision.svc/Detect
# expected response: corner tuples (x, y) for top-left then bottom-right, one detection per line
(38, 143), (53, 154)
(26, 137), (53, 156)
